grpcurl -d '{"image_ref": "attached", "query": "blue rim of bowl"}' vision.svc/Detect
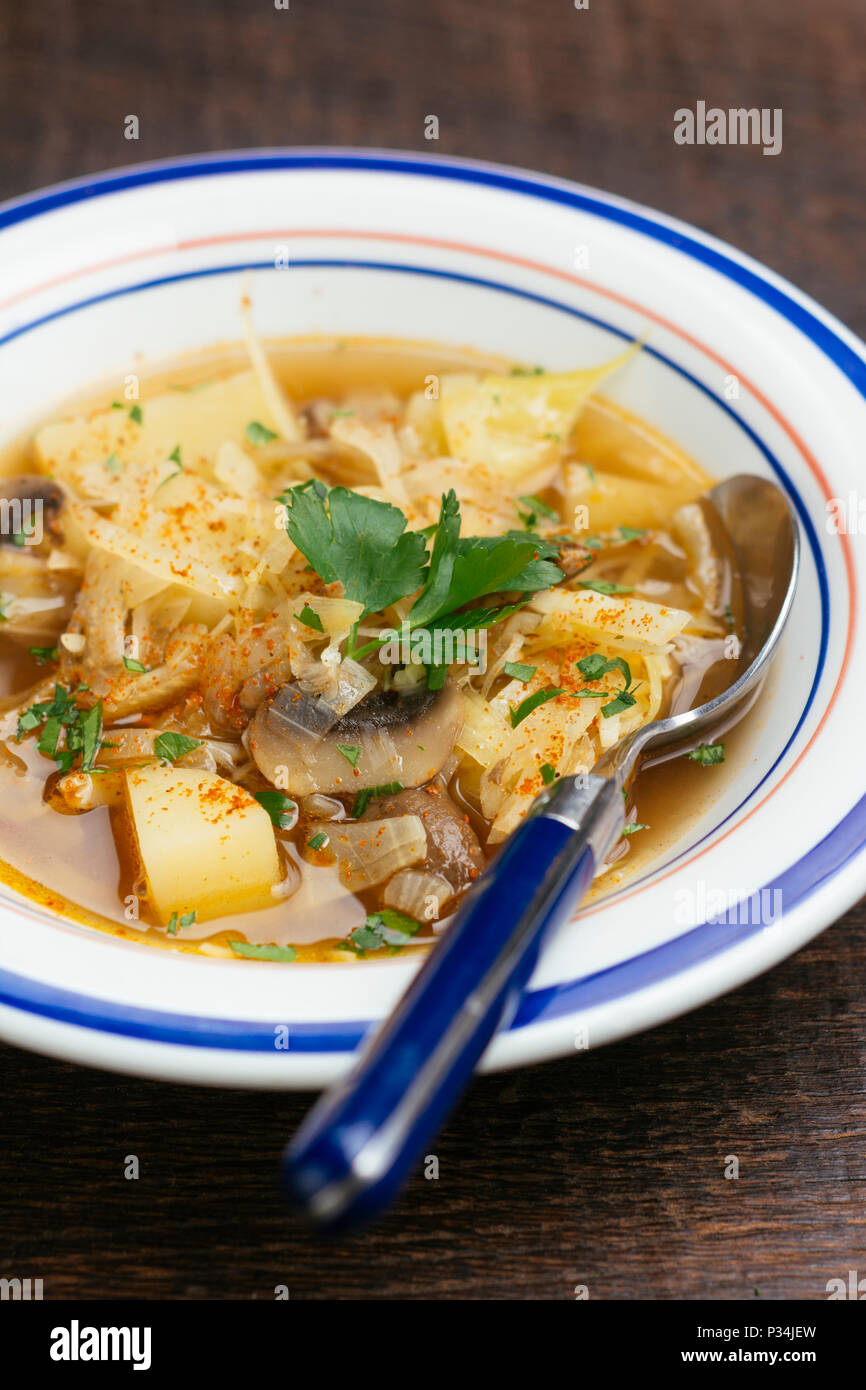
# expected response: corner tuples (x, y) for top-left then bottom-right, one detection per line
(0, 149), (861, 1056)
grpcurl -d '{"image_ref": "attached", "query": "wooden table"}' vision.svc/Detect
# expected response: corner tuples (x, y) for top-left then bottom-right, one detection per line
(1, 0), (864, 1300)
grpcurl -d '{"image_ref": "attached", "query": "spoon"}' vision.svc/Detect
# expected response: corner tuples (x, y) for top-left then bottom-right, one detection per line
(284, 473), (799, 1230)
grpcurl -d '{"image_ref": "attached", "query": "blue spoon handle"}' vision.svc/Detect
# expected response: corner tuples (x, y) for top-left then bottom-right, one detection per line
(284, 774), (622, 1230)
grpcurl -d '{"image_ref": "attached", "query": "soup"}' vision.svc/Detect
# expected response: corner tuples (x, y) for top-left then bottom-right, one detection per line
(0, 326), (742, 962)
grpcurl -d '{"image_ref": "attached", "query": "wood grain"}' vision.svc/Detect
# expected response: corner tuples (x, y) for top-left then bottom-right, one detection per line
(0, 0), (864, 1300)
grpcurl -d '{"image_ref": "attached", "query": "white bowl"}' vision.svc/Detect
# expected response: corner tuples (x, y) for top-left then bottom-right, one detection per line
(1, 149), (864, 1088)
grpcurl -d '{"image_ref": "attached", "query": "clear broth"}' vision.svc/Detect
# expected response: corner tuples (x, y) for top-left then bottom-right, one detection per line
(0, 337), (747, 959)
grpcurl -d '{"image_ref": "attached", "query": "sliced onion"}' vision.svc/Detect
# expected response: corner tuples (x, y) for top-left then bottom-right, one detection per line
(383, 869), (453, 922)
(356, 728), (403, 784)
(310, 815), (426, 890)
(327, 658), (377, 717)
(301, 793), (346, 821)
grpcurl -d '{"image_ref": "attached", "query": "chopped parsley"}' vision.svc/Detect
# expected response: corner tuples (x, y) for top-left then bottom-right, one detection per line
(229, 940), (298, 962)
(17, 684), (105, 774)
(622, 823), (648, 836)
(156, 445), (183, 489)
(599, 686), (640, 719)
(245, 420), (278, 446)
(578, 580), (634, 595)
(576, 653), (629, 683)
(307, 831), (329, 851)
(574, 654), (642, 718)
(509, 687), (565, 728)
(253, 790), (298, 829)
(540, 762), (558, 785)
(153, 731), (203, 763)
(104, 453), (123, 474)
(295, 604), (324, 632)
(336, 743), (361, 768)
(515, 493), (558, 528)
(503, 661), (537, 683)
(687, 742), (725, 766)
(338, 909), (421, 956)
(123, 656), (149, 674)
(28, 645), (58, 666)
(128, 404), (143, 425)
(167, 910), (196, 936)
(617, 525), (645, 540)
(351, 781), (403, 818)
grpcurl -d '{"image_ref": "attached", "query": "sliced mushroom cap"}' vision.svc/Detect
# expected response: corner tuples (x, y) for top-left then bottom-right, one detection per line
(249, 680), (464, 797)
(361, 783), (485, 894)
(0, 475), (64, 545)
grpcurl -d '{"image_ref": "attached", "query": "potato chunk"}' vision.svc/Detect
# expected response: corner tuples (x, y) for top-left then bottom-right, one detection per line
(124, 765), (281, 925)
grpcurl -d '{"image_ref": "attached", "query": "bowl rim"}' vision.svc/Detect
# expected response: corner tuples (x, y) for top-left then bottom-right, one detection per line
(0, 147), (864, 1081)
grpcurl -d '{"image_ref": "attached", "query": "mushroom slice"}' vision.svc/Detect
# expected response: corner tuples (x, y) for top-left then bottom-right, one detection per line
(249, 681), (464, 797)
(361, 783), (485, 894)
(0, 475), (64, 545)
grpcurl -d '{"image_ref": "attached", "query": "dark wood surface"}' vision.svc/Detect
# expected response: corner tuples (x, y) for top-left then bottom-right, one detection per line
(0, 0), (864, 1301)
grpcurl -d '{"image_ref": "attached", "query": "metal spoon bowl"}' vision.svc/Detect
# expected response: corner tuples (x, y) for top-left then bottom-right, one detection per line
(596, 473), (799, 783)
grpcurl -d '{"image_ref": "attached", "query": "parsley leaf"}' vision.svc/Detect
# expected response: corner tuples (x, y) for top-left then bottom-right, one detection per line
(282, 482), (428, 617)
(578, 580), (634, 595)
(503, 661), (537, 682)
(76, 704), (103, 772)
(622, 823), (648, 836)
(123, 656), (149, 673)
(229, 940), (298, 962)
(540, 762), (558, 785)
(295, 604), (324, 632)
(29, 645), (58, 665)
(442, 532), (561, 611)
(516, 493), (558, 528)
(573, 653), (641, 718)
(128, 404), (143, 425)
(687, 742), (725, 766)
(404, 489), (462, 627)
(339, 909), (422, 955)
(351, 781), (403, 818)
(336, 743), (361, 768)
(153, 732), (203, 763)
(253, 791), (298, 829)
(167, 910), (197, 936)
(245, 420), (278, 446)
(510, 687), (565, 728)
(18, 684), (106, 772)
(418, 600), (528, 637)
(600, 687), (639, 718)
(576, 654), (632, 687)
